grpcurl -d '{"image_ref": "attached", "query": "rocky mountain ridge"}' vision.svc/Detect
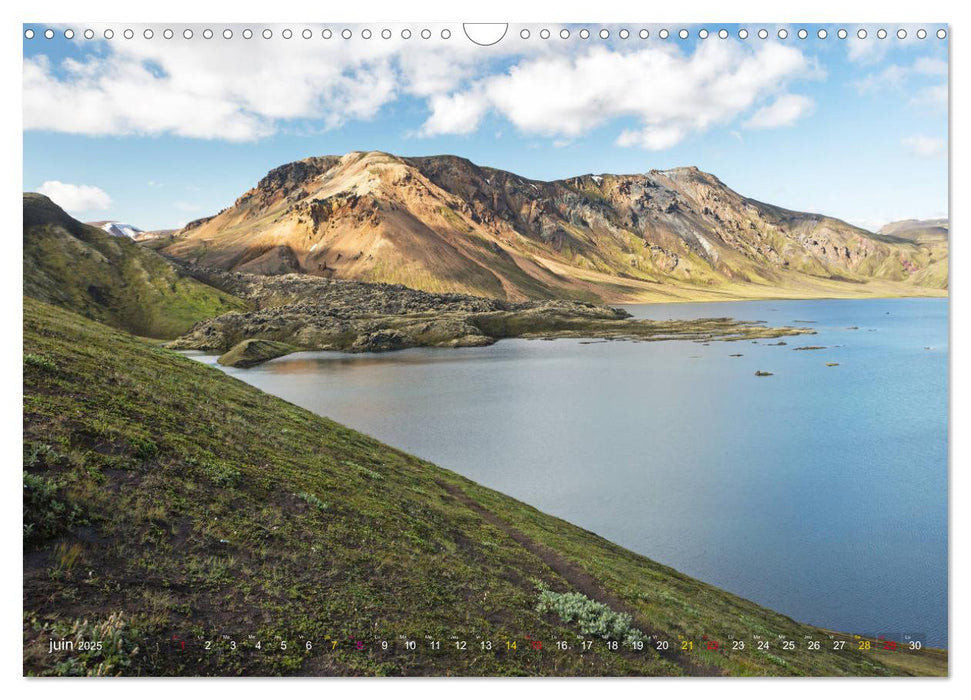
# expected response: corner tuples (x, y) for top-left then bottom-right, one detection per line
(162, 151), (948, 302)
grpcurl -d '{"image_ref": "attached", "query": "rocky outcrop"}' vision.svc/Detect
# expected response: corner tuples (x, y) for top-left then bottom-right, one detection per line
(168, 266), (814, 363)
(217, 339), (298, 368)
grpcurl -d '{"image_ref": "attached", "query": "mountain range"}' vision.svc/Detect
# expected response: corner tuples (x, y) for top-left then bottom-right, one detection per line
(21, 167), (949, 676)
(162, 151), (948, 303)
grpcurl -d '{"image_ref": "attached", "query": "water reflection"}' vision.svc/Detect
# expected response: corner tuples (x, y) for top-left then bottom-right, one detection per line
(192, 297), (948, 647)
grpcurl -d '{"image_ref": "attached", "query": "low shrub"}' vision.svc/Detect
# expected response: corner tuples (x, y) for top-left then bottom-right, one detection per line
(297, 491), (329, 511)
(24, 353), (58, 373)
(128, 436), (159, 461)
(23, 472), (83, 544)
(535, 583), (647, 645)
(200, 460), (242, 488)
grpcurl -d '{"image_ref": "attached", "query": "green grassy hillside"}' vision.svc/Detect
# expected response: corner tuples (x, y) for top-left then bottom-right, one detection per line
(22, 298), (946, 677)
(23, 194), (248, 339)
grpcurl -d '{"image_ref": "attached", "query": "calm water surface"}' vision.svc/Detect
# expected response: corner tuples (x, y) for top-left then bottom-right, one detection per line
(191, 298), (948, 647)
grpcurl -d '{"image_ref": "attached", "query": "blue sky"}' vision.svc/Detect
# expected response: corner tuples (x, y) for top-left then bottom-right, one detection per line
(22, 23), (948, 232)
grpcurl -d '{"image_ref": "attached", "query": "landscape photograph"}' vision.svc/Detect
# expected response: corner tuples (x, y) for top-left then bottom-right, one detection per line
(21, 21), (948, 678)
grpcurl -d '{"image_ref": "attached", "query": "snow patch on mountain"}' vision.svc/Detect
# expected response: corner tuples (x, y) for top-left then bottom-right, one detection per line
(100, 222), (145, 239)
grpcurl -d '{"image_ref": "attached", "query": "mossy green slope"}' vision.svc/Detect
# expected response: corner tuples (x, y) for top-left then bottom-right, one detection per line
(22, 298), (945, 677)
(23, 193), (248, 339)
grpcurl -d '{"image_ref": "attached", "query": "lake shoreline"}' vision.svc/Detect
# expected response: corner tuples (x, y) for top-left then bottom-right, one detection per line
(191, 298), (948, 649)
(168, 265), (818, 366)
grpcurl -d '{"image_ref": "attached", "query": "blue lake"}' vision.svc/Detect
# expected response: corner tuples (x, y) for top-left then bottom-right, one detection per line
(193, 297), (949, 648)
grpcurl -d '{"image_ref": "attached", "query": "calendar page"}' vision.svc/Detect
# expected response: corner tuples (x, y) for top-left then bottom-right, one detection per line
(21, 19), (949, 678)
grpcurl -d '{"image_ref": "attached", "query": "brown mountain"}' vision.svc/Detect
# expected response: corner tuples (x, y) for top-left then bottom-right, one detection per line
(162, 151), (948, 302)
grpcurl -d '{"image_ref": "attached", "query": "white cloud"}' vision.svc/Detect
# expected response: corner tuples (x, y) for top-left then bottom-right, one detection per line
(744, 94), (815, 129)
(24, 27), (501, 141)
(902, 135), (946, 158)
(417, 91), (488, 136)
(846, 32), (894, 65)
(37, 181), (111, 212)
(910, 84), (948, 110)
(617, 125), (686, 151)
(913, 56), (949, 76)
(420, 41), (818, 149)
(24, 54), (271, 141)
(24, 28), (817, 149)
(856, 57), (948, 94)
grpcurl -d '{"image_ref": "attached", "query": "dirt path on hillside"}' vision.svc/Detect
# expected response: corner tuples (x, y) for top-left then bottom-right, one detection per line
(436, 479), (722, 676)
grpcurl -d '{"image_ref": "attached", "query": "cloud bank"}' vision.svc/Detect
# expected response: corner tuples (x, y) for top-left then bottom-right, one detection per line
(24, 27), (820, 149)
(420, 41), (819, 149)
